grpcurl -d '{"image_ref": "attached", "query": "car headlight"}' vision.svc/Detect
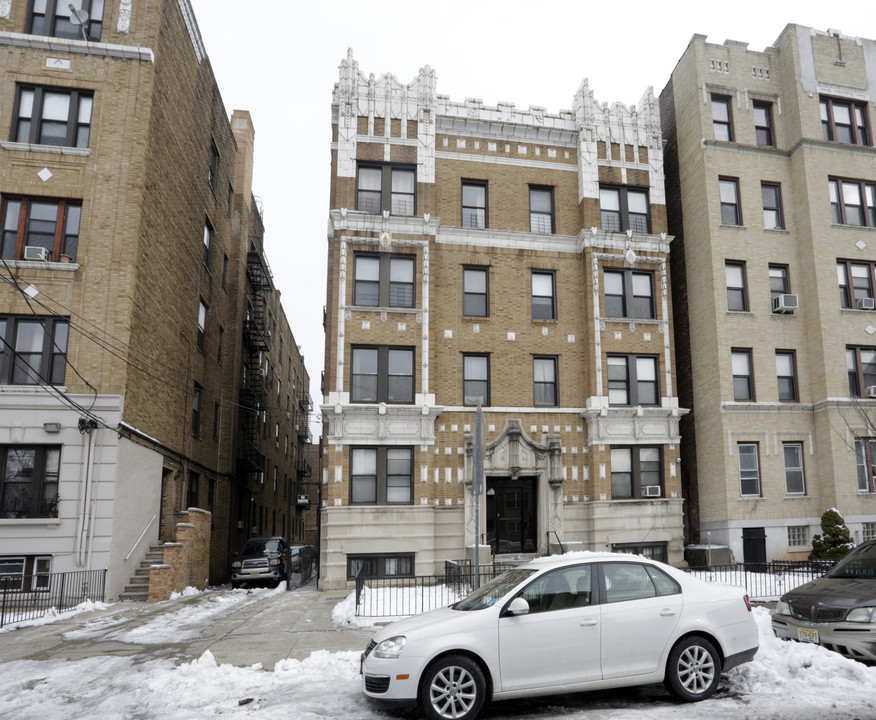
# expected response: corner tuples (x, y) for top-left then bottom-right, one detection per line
(373, 636), (406, 658)
(846, 607), (876, 623)
(231, 561), (241, 569)
(774, 600), (791, 616)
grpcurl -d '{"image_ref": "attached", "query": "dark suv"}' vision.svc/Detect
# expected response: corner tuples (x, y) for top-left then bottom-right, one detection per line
(231, 536), (290, 588)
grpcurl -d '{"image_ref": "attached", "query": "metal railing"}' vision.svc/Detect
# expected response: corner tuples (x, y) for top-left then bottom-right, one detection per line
(354, 560), (519, 618)
(683, 560), (834, 601)
(1, 569), (106, 628)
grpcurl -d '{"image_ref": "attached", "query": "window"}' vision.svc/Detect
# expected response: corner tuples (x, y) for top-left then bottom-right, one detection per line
(856, 438), (876, 493)
(0, 315), (68, 385)
(725, 261), (748, 311)
(353, 254), (415, 308)
(213, 401), (220, 441)
(187, 470), (199, 508)
(192, 385), (203, 438)
(732, 349), (754, 401)
(1, 446), (60, 519)
(0, 556), (52, 592)
(1, 197), (80, 262)
(864, 521), (876, 541)
(754, 102), (774, 147)
(770, 265), (790, 308)
(599, 187), (650, 233)
(607, 355), (659, 405)
(783, 442), (805, 495)
(356, 164), (416, 216)
(603, 269), (655, 319)
(463, 266), (488, 317)
(830, 178), (876, 227)
(776, 351), (798, 402)
(13, 85), (93, 148)
(712, 95), (733, 141)
(517, 565), (593, 613)
(351, 346), (414, 403)
(217, 325), (224, 363)
(347, 553), (414, 579)
(350, 447), (413, 505)
(463, 354), (489, 406)
(462, 181), (487, 228)
(531, 271), (556, 320)
(529, 186), (554, 233)
(208, 142), (218, 189)
(847, 346), (876, 397)
(821, 97), (870, 146)
(762, 183), (784, 229)
(602, 562), (678, 603)
(837, 261), (876, 309)
(788, 526), (809, 547)
(719, 178), (742, 225)
(29, 0), (104, 41)
(202, 221), (212, 267)
(197, 301), (207, 351)
(738, 443), (761, 496)
(221, 254), (228, 288)
(611, 447), (662, 499)
(612, 543), (669, 564)
(533, 356), (558, 406)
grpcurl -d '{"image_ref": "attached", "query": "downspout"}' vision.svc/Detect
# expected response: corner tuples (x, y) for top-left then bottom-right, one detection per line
(84, 429), (104, 570)
(76, 423), (96, 566)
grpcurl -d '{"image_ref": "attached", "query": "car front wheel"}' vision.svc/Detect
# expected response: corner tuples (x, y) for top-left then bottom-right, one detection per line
(421, 654), (486, 720)
(665, 636), (721, 702)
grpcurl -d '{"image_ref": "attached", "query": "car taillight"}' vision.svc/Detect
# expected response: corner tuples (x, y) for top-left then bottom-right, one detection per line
(743, 594), (752, 612)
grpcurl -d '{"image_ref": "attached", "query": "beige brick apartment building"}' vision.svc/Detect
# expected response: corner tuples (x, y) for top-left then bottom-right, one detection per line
(0, 0), (310, 599)
(661, 25), (876, 564)
(320, 51), (686, 589)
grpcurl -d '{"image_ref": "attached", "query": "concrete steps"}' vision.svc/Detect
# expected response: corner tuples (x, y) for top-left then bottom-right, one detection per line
(119, 544), (166, 601)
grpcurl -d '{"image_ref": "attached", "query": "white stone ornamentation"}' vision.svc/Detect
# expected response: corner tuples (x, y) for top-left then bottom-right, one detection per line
(118, 0), (133, 32)
(0, 1), (10, 19)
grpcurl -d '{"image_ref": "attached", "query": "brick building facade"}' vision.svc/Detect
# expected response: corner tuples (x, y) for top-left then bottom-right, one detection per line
(661, 25), (876, 563)
(0, 0), (310, 599)
(320, 51), (686, 589)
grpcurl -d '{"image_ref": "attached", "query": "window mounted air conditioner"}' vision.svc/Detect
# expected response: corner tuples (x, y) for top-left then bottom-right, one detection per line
(867, 386), (876, 399)
(772, 294), (798, 313)
(643, 485), (662, 497)
(23, 246), (49, 261)
(858, 297), (876, 310)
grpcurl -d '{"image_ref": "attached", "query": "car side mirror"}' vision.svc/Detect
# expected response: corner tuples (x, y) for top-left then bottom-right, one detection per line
(506, 597), (530, 616)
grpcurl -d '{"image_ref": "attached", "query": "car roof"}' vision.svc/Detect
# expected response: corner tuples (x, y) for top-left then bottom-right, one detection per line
(244, 536), (284, 543)
(520, 551), (653, 570)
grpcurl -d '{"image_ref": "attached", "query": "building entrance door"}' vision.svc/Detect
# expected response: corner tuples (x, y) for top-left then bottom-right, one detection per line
(742, 527), (767, 570)
(486, 477), (537, 554)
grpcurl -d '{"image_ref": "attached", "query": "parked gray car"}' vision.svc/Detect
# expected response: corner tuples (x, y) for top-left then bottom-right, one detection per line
(772, 539), (876, 661)
(230, 536), (290, 589)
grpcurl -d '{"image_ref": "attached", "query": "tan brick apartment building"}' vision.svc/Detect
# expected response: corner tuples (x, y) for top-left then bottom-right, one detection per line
(661, 25), (876, 563)
(320, 51), (686, 589)
(0, 0), (310, 599)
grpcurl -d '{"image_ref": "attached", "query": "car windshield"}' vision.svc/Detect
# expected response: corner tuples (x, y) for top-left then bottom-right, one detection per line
(827, 543), (876, 579)
(454, 569), (536, 611)
(241, 540), (280, 555)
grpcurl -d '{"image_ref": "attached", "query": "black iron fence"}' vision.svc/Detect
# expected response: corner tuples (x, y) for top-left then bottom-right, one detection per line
(354, 559), (519, 618)
(352, 559), (837, 618)
(683, 560), (834, 601)
(0, 569), (106, 628)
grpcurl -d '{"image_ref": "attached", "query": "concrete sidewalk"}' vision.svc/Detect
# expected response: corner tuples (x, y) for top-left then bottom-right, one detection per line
(0, 582), (375, 671)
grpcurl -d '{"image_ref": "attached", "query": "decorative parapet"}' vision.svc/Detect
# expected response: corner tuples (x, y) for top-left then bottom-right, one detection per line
(322, 401), (443, 446)
(581, 397), (687, 447)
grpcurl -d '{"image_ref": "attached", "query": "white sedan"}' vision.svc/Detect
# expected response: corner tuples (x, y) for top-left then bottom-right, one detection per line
(360, 552), (758, 720)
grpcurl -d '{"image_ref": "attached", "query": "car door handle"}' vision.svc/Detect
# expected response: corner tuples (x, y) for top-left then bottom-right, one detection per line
(659, 609), (676, 617)
(579, 618), (598, 627)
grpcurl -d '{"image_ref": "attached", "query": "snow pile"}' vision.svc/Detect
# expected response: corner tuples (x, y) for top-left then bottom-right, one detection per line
(0, 598), (110, 633)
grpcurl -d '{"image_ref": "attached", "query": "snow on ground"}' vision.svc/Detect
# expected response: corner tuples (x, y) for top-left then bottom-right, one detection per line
(1, 588), (876, 719)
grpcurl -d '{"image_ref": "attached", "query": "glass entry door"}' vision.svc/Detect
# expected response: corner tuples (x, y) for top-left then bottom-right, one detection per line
(486, 477), (537, 554)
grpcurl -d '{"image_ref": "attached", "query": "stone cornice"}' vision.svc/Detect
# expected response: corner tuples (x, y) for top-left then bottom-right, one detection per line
(0, 31), (153, 62)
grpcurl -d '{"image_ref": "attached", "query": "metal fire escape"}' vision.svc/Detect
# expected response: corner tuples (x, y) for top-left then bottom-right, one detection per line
(239, 243), (272, 474)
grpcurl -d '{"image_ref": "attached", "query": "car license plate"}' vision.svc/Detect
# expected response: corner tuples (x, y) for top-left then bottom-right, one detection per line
(248, 571), (260, 576)
(798, 627), (819, 643)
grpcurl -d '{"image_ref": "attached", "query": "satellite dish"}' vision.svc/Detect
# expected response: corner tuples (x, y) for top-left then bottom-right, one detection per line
(67, 4), (90, 40)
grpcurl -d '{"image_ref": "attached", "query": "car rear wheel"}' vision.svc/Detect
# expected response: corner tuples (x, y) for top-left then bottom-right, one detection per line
(421, 654), (486, 720)
(665, 636), (721, 702)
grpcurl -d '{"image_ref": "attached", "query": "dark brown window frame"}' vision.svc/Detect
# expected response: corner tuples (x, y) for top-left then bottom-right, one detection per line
(1, 196), (81, 262)
(821, 96), (870, 146)
(12, 84), (93, 148)
(712, 95), (733, 141)
(776, 349), (798, 402)
(461, 180), (488, 229)
(725, 260), (748, 312)
(829, 177), (876, 227)
(732, 348), (754, 401)
(754, 101), (775, 147)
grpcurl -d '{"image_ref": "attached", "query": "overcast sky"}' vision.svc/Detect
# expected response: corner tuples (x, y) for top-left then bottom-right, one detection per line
(188, 0), (876, 429)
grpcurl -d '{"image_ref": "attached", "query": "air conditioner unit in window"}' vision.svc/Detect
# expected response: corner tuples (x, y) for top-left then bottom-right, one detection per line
(858, 297), (876, 310)
(772, 294), (798, 313)
(867, 386), (876, 398)
(23, 246), (49, 261)
(643, 485), (662, 497)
